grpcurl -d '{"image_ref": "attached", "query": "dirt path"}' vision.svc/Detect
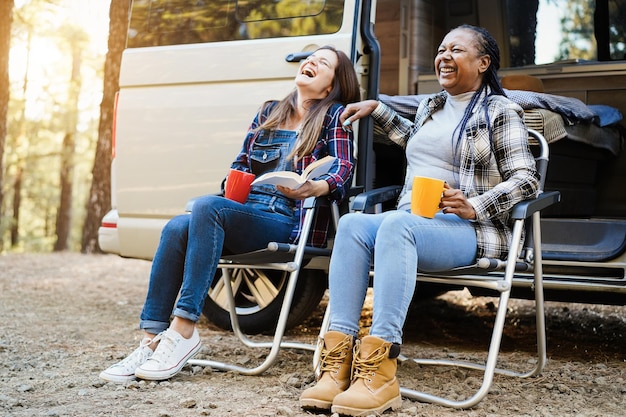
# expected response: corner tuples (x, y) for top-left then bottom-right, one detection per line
(0, 253), (624, 416)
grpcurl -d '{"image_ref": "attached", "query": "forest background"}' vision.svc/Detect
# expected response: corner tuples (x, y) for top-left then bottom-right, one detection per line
(0, 0), (128, 254)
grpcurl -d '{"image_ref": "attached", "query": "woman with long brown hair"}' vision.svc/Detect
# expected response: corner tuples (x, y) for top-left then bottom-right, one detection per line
(100, 46), (360, 383)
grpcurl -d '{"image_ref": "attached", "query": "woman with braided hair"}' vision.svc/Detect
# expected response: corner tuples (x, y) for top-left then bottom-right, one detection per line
(299, 25), (539, 415)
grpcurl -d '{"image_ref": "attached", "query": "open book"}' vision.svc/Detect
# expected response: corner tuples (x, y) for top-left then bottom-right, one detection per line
(251, 155), (337, 189)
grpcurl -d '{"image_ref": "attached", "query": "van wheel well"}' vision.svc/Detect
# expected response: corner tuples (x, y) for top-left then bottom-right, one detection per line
(202, 268), (327, 334)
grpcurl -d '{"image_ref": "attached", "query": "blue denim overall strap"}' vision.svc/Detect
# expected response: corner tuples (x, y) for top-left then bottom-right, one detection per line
(231, 101), (355, 248)
(246, 129), (299, 219)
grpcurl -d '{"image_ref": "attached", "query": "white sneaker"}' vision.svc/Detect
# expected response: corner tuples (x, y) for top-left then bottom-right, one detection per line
(134, 328), (201, 381)
(99, 338), (154, 383)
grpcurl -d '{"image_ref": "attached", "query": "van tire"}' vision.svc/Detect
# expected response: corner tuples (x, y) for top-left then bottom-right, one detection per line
(202, 268), (327, 334)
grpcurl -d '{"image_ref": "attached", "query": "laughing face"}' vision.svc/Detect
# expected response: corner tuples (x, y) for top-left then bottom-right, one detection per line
(435, 28), (491, 96)
(295, 48), (338, 100)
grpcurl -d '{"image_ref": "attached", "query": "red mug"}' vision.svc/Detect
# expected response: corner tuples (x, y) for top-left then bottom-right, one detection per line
(224, 169), (256, 203)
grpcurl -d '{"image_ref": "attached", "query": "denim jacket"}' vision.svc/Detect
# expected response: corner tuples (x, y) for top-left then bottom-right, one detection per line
(230, 101), (354, 247)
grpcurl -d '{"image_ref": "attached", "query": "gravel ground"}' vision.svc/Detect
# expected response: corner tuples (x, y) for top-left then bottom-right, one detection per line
(0, 252), (625, 417)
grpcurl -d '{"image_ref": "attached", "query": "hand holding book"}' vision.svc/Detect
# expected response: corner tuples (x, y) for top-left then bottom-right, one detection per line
(251, 155), (337, 189)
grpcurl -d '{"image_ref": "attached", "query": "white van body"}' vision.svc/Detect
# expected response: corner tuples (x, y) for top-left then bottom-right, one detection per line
(99, 0), (365, 260)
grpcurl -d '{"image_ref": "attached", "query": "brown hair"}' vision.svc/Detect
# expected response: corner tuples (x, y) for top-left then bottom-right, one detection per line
(256, 46), (361, 159)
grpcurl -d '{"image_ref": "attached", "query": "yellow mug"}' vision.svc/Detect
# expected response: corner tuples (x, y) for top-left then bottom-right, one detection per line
(411, 176), (445, 218)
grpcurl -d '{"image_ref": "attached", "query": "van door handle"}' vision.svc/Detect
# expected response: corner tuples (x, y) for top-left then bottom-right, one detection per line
(285, 51), (312, 62)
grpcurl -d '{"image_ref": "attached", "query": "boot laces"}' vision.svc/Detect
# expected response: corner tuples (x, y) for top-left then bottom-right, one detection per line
(352, 342), (389, 381)
(319, 337), (351, 374)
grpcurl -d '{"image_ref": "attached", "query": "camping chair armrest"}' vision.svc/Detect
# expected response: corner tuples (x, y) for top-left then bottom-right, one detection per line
(304, 185), (365, 210)
(510, 190), (561, 220)
(351, 185), (403, 213)
(303, 195), (334, 210)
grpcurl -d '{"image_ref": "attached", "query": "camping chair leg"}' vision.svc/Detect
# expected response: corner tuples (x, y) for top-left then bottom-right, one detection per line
(402, 216), (547, 408)
(401, 278), (516, 408)
(530, 211), (548, 375)
(188, 205), (323, 375)
(188, 267), (317, 374)
(312, 301), (331, 376)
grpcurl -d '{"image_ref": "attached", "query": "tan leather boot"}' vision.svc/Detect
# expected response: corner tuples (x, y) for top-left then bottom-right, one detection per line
(331, 335), (402, 416)
(299, 331), (354, 411)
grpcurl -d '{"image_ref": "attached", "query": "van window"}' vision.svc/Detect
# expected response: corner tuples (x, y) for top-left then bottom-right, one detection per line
(127, 0), (345, 48)
(506, 0), (626, 67)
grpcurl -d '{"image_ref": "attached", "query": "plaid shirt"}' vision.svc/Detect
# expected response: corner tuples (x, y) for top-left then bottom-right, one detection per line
(372, 90), (539, 259)
(232, 102), (354, 248)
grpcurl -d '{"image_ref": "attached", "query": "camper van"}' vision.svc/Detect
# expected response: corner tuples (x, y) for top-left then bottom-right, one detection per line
(99, 0), (626, 333)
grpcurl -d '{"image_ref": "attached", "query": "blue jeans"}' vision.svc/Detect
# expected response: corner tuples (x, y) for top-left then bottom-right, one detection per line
(328, 210), (477, 345)
(140, 195), (296, 334)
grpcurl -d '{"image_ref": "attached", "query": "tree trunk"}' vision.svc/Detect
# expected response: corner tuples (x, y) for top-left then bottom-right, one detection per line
(54, 46), (82, 251)
(0, 0), (15, 251)
(81, 0), (130, 254)
(9, 30), (31, 250)
(10, 165), (22, 247)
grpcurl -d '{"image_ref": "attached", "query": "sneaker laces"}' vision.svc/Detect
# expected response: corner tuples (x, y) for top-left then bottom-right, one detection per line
(113, 338), (153, 370)
(352, 341), (389, 381)
(148, 331), (179, 364)
(319, 336), (352, 374)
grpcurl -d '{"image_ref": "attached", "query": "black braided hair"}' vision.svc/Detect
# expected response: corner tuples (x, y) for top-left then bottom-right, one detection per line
(451, 25), (506, 181)
(458, 24), (506, 96)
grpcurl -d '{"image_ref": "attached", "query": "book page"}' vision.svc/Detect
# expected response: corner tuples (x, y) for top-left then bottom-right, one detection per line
(251, 155), (337, 189)
(251, 171), (306, 188)
(302, 155), (337, 179)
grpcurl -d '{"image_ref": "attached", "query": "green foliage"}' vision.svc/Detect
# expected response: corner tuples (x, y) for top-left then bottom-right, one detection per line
(126, 0), (344, 47)
(556, 0), (596, 61)
(549, 0), (625, 62)
(3, 0), (106, 252)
